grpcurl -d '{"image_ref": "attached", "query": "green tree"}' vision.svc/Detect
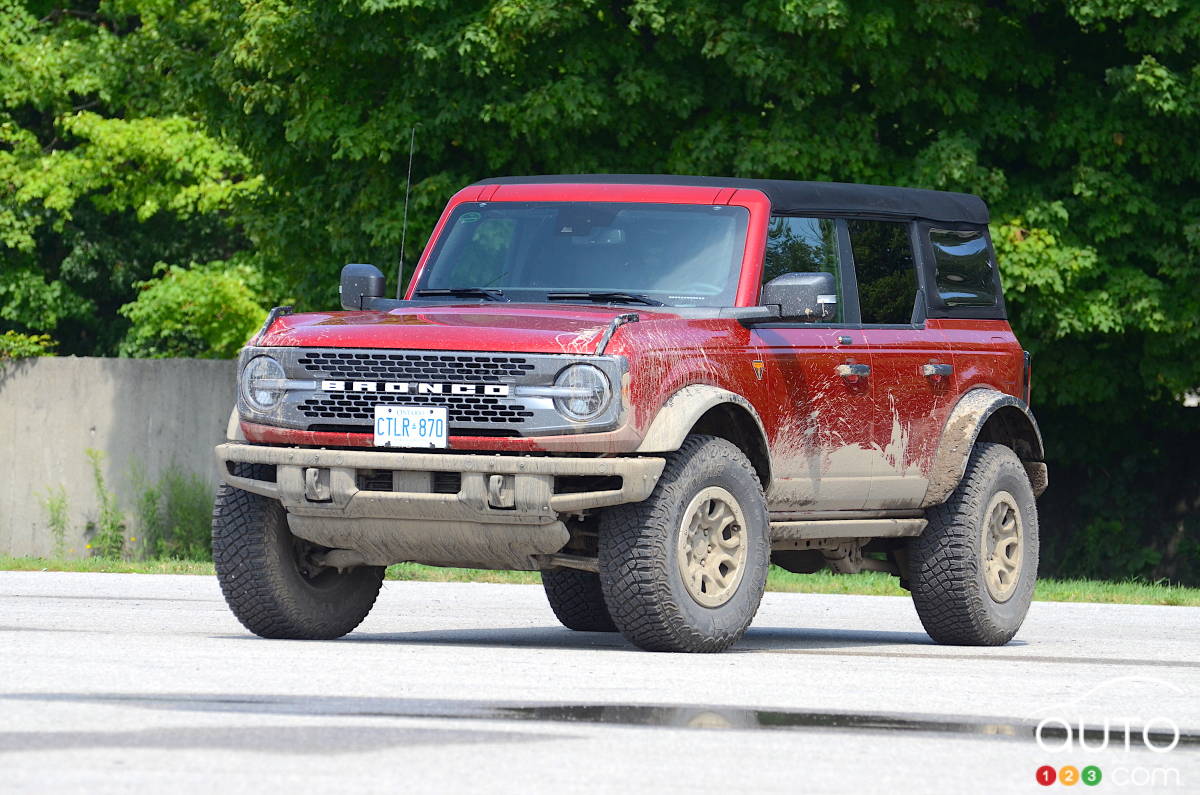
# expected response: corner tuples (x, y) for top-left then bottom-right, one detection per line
(119, 262), (266, 359)
(0, 1), (264, 356)
(0, 0), (1196, 581)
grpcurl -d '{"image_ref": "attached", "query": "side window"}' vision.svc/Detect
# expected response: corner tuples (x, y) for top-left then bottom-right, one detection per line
(930, 228), (996, 307)
(762, 216), (842, 321)
(846, 219), (918, 325)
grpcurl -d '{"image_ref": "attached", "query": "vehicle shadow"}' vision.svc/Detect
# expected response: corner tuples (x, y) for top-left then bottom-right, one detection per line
(320, 624), (953, 653)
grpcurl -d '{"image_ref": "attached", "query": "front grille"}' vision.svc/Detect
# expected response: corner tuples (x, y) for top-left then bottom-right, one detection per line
(239, 346), (625, 437)
(298, 391), (534, 425)
(293, 350), (539, 431)
(297, 351), (535, 382)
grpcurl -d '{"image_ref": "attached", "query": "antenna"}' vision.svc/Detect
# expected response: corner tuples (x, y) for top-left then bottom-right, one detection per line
(397, 124), (418, 298)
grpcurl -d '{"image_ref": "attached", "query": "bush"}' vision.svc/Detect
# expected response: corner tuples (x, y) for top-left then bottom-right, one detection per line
(118, 261), (267, 359)
(0, 330), (56, 362)
(84, 449), (127, 559)
(133, 463), (213, 561)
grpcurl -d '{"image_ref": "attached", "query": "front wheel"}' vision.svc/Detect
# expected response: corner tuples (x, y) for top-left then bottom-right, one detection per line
(598, 435), (770, 653)
(212, 470), (385, 640)
(907, 442), (1039, 645)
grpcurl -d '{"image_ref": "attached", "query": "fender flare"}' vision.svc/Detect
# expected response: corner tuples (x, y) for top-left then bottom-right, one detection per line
(921, 389), (1046, 507)
(636, 385), (768, 455)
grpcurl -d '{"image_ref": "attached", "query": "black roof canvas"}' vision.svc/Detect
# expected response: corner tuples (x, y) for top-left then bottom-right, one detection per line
(473, 174), (989, 225)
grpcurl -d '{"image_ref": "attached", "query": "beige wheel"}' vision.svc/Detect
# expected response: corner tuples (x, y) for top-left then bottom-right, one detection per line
(909, 442), (1039, 646)
(599, 435), (770, 652)
(981, 490), (1023, 603)
(675, 486), (748, 608)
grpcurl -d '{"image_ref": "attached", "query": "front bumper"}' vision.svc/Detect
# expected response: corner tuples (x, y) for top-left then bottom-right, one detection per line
(215, 443), (666, 569)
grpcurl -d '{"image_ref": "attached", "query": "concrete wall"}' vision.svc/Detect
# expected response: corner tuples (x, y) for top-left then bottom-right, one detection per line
(0, 357), (235, 557)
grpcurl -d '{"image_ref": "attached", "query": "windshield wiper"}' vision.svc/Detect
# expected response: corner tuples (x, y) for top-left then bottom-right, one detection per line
(415, 288), (508, 302)
(547, 291), (664, 307)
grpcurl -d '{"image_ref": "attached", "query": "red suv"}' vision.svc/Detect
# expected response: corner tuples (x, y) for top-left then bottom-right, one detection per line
(213, 175), (1046, 653)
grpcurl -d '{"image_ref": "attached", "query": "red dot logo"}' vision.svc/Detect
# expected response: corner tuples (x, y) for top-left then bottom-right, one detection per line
(1036, 765), (1057, 786)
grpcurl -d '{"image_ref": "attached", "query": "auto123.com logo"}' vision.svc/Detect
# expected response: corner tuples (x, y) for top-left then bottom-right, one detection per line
(1031, 676), (1185, 788)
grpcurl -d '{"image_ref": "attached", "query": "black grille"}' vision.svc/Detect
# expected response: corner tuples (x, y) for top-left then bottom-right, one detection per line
(357, 471), (394, 491)
(432, 472), (461, 493)
(297, 351), (536, 382)
(298, 392), (534, 425)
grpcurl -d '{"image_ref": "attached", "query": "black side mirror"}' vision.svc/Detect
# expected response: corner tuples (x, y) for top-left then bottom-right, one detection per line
(760, 272), (837, 321)
(340, 263), (385, 310)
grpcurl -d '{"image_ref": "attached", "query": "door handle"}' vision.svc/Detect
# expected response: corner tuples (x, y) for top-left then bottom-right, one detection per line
(921, 363), (954, 378)
(835, 363), (871, 379)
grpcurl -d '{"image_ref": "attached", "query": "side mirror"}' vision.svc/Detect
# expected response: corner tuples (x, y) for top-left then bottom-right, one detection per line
(340, 263), (385, 310)
(760, 272), (837, 321)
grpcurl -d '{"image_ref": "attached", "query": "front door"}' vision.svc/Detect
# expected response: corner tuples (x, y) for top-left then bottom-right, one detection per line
(752, 216), (876, 511)
(845, 219), (953, 509)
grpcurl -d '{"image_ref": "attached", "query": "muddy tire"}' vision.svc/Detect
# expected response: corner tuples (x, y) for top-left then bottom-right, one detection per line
(908, 442), (1039, 646)
(212, 469), (385, 640)
(541, 569), (618, 632)
(598, 435), (769, 653)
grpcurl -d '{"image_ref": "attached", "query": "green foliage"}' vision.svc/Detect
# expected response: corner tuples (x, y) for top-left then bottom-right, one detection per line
(0, 0), (1197, 581)
(119, 262), (267, 358)
(133, 463), (214, 560)
(0, 1), (264, 356)
(0, 330), (55, 361)
(84, 448), (127, 559)
(39, 485), (69, 558)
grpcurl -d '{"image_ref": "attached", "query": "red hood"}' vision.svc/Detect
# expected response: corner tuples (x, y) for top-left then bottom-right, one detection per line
(257, 303), (675, 354)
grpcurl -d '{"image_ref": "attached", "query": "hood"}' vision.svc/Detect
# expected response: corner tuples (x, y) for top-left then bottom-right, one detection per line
(256, 303), (677, 355)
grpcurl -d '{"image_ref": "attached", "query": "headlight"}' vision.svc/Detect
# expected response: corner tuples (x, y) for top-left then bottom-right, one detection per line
(241, 355), (286, 412)
(553, 364), (612, 421)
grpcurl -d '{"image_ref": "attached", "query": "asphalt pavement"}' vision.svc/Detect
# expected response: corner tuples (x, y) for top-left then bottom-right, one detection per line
(2, 572), (1197, 794)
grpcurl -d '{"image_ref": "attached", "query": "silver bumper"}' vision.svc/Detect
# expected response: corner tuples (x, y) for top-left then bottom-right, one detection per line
(216, 443), (664, 521)
(214, 443), (666, 570)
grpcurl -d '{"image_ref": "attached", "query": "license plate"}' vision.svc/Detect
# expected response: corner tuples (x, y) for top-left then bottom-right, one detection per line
(373, 405), (448, 448)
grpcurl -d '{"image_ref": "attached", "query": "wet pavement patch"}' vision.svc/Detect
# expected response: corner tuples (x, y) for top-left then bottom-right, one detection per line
(0, 724), (559, 754)
(4, 692), (1197, 747)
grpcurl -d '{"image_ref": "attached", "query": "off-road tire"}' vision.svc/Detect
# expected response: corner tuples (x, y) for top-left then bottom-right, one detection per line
(598, 435), (770, 653)
(212, 469), (385, 640)
(541, 569), (618, 632)
(908, 442), (1039, 646)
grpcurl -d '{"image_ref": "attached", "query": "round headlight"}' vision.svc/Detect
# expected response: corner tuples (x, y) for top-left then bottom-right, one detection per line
(553, 364), (612, 421)
(241, 355), (286, 412)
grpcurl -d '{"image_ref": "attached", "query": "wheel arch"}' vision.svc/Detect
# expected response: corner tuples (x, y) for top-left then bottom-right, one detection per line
(636, 385), (771, 486)
(921, 389), (1046, 507)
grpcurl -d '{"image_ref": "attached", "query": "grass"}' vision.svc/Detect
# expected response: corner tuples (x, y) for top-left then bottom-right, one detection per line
(2, 556), (1198, 606)
(0, 556), (216, 576)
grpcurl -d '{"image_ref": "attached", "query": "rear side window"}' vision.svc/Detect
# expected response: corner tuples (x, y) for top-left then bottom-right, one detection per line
(930, 229), (996, 307)
(763, 216), (842, 321)
(847, 219), (918, 325)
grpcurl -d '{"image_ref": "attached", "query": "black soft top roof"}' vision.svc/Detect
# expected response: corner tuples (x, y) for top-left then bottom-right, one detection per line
(473, 174), (989, 225)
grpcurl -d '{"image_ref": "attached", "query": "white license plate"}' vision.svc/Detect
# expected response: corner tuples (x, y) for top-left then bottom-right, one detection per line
(373, 405), (448, 448)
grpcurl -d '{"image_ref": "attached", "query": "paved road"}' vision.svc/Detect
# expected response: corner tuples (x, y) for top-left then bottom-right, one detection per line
(2, 572), (1197, 794)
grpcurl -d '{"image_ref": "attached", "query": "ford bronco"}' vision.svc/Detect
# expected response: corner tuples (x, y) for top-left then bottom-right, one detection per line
(213, 175), (1047, 653)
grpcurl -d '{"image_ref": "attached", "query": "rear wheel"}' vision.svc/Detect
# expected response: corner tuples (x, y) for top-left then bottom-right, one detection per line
(212, 468), (385, 639)
(598, 435), (769, 653)
(541, 568), (617, 632)
(908, 442), (1039, 645)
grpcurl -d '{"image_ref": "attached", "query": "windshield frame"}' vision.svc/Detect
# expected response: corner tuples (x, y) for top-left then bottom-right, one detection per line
(406, 184), (770, 308)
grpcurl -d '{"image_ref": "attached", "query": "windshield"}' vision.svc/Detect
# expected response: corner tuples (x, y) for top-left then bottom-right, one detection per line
(415, 202), (749, 307)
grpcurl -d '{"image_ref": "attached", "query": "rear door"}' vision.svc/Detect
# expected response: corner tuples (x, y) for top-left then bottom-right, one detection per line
(845, 219), (954, 509)
(920, 224), (1024, 399)
(750, 216), (876, 511)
